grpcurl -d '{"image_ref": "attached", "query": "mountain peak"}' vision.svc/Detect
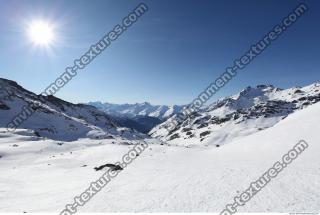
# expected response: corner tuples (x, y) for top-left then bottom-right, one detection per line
(0, 78), (19, 88)
(150, 81), (320, 146)
(88, 101), (185, 120)
(0, 79), (144, 141)
(137, 102), (151, 106)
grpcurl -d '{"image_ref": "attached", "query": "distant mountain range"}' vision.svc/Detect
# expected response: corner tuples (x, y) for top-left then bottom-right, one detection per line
(87, 101), (184, 133)
(149, 83), (320, 146)
(87, 101), (184, 119)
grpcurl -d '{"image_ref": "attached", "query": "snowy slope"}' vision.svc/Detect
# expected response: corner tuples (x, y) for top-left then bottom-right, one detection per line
(0, 100), (319, 212)
(150, 83), (320, 146)
(0, 78), (143, 141)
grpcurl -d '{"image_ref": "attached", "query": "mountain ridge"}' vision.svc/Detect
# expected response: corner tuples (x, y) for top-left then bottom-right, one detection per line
(0, 78), (144, 141)
(87, 101), (185, 133)
(87, 101), (185, 120)
(149, 82), (320, 146)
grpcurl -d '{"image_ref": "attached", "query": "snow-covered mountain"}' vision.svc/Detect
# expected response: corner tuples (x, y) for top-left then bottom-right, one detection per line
(87, 101), (185, 133)
(88, 101), (184, 120)
(1, 97), (319, 212)
(0, 78), (319, 212)
(0, 78), (143, 141)
(149, 83), (320, 146)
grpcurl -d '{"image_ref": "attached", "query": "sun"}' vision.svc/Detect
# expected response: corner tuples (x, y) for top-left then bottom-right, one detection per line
(27, 20), (55, 46)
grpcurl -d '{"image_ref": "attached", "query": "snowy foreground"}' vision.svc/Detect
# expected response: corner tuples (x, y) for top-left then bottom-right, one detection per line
(0, 103), (319, 213)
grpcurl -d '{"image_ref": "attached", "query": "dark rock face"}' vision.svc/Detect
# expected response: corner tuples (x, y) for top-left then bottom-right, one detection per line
(0, 103), (10, 110)
(200, 131), (211, 138)
(94, 163), (123, 171)
(182, 127), (192, 132)
(169, 133), (180, 140)
(186, 131), (193, 136)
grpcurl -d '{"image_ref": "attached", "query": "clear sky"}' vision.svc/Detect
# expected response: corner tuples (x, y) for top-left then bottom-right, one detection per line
(0, 0), (319, 105)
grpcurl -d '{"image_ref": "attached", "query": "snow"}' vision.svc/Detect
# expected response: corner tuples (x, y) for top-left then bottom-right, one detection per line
(0, 78), (144, 141)
(87, 101), (184, 120)
(150, 82), (320, 146)
(0, 102), (319, 213)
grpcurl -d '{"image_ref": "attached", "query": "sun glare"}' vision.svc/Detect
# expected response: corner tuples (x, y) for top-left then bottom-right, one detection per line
(27, 20), (55, 46)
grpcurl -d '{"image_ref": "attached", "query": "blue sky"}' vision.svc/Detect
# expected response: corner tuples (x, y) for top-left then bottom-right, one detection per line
(0, 0), (319, 105)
